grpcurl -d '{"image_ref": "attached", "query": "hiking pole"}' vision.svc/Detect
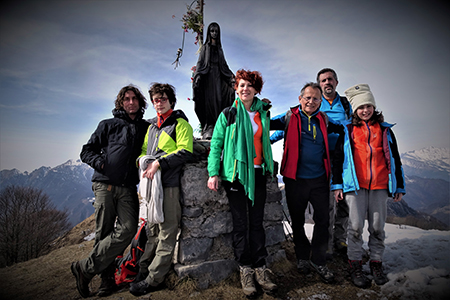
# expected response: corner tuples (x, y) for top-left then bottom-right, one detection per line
(282, 209), (294, 241)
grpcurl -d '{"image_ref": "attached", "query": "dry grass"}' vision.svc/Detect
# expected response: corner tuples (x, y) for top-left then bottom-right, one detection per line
(0, 215), (391, 300)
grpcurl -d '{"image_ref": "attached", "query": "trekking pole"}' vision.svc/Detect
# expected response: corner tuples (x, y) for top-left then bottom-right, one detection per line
(282, 209), (294, 241)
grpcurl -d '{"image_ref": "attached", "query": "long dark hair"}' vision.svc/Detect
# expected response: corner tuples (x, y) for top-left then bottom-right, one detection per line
(114, 85), (147, 114)
(352, 109), (384, 126)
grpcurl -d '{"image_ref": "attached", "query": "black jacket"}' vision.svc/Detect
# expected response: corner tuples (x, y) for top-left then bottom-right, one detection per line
(80, 109), (150, 187)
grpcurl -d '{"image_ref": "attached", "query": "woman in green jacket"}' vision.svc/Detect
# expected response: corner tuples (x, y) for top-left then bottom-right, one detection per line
(207, 69), (276, 297)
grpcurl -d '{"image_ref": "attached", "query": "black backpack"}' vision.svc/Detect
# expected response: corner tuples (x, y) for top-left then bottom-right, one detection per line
(115, 219), (148, 285)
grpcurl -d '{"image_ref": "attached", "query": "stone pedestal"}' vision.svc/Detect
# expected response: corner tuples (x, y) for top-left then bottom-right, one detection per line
(174, 154), (286, 289)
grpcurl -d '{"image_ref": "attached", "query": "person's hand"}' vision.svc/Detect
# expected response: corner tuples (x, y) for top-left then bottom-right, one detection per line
(393, 193), (403, 202)
(142, 160), (160, 180)
(207, 176), (219, 192)
(334, 189), (344, 202)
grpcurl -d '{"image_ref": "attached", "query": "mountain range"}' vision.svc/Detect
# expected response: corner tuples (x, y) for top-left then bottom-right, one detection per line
(400, 147), (449, 227)
(0, 159), (95, 226)
(0, 147), (449, 228)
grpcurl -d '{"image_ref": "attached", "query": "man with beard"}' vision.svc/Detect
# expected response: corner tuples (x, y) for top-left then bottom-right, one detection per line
(316, 68), (352, 260)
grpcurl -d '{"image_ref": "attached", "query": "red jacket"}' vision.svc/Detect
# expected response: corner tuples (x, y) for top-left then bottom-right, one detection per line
(280, 107), (331, 180)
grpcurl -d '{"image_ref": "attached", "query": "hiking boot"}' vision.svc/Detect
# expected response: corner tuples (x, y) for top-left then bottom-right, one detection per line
(348, 260), (371, 288)
(239, 265), (256, 298)
(97, 275), (117, 297)
(71, 261), (91, 298)
(297, 259), (311, 275)
(129, 280), (156, 296)
(326, 250), (334, 261)
(309, 261), (335, 283)
(133, 270), (149, 283)
(370, 260), (388, 285)
(255, 265), (277, 294)
(334, 242), (348, 255)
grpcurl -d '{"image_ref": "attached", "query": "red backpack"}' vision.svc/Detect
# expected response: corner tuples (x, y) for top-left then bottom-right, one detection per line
(115, 219), (148, 285)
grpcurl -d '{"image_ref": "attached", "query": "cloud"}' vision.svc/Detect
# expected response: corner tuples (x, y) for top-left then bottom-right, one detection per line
(1, 0), (449, 172)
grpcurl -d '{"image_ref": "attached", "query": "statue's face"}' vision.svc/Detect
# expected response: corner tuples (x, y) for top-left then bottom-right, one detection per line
(210, 25), (219, 39)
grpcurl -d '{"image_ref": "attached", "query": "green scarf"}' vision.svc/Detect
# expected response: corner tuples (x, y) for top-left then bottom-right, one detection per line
(235, 97), (273, 204)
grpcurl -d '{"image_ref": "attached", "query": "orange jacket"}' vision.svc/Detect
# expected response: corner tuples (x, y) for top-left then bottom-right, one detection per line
(352, 122), (389, 190)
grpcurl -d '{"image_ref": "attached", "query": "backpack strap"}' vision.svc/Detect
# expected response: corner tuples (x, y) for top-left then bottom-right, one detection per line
(319, 111), (329, 126)
(222, 106), (237, 126)
(340, 96), (351, 118)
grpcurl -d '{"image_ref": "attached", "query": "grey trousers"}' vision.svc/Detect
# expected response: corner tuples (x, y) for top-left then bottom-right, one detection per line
(80, 182), (139, 278)
(139, 187), (181, 286)
(346, 189), (388, 261)
(327, 190), (349, 252)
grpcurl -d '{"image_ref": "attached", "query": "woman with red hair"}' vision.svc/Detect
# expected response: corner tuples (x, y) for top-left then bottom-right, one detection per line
(207, 69), (277, 297)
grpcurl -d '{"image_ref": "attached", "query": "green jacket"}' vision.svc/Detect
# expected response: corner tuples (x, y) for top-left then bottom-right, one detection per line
(140, 109), (193, 187)
(208, 98), (273, 202)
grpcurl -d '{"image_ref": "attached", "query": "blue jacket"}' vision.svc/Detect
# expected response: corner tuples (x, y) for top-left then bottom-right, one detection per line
(330, 120), (406, 196)
(319, 94), (351, 151)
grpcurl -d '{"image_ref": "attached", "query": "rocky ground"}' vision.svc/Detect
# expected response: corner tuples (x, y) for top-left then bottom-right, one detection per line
(0, 215), (393, 300)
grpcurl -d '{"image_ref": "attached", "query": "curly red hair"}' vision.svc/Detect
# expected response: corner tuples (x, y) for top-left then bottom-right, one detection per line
(234, 69), (263, 94)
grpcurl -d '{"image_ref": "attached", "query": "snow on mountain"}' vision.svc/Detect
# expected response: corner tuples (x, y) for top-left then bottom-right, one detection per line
(399, 147), (450, 227)
(401, 146), (450, 181)
(0, 159), (95, 226)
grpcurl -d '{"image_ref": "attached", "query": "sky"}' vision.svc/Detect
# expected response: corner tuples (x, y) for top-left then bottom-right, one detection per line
(1, 0), (449, 172)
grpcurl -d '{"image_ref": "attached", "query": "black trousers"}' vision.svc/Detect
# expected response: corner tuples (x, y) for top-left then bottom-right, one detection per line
(223, 169), (268, 268)
(284, 174), (329, 266)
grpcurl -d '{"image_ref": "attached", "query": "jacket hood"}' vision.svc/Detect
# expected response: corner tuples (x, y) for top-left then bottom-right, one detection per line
(112, 108), (144, 121)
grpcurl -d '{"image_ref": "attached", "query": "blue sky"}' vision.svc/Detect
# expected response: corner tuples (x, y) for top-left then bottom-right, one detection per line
(1, 0), (449, 172)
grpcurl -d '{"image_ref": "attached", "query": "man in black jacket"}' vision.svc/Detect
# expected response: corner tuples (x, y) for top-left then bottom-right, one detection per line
(71, 85), (150, 298)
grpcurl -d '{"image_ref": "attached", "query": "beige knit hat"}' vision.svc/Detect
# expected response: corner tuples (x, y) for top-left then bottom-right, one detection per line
(344, 83), (376, 113)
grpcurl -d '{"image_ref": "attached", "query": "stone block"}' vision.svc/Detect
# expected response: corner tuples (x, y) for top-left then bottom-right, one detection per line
(174, 259), (238, 289)
(178, 237), (213, 264)
(265, 223), (286, 246)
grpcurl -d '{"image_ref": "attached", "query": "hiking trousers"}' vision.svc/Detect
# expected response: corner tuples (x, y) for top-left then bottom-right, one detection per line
(327, 190), (349, 252)
(284, 174), (329, 266)
(80, 182), (139, 279)
(346, 188), (388, 261)
(140, 187), (181, 287)
(222, 168), (268, 268)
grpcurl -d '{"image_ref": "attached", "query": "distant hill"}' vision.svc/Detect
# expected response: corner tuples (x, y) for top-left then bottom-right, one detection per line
(401, 146), (449, 181)
(0, 159), (95, 226)
(401, 147), (450, 227)
(1, 147), (449, 228)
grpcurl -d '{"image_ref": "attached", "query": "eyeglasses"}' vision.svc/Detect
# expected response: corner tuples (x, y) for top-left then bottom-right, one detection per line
(301, 96), (321, 103)
(152, 97), (168, 104)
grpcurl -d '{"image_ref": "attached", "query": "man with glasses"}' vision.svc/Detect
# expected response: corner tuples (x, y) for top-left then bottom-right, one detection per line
(72, 85), (150, 298)
(317, 68), (352, 260)
(129, 82), (193, 296)
(271, 82), (336, 284)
